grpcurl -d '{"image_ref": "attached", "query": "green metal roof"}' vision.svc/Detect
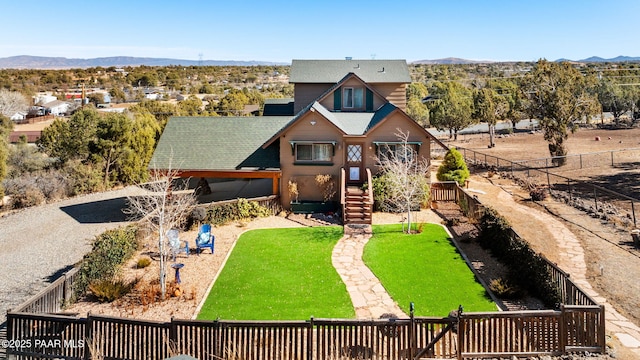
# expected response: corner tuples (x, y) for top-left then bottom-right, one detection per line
(289, 60), (411, 84)
(150, 116), (291, 171)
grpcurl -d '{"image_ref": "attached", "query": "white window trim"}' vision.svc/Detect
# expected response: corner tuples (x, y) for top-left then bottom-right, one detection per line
(343, 87), (354, 108)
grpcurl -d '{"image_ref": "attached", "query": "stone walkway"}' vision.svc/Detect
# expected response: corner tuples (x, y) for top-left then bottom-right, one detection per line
(332, 224), (407, 319)
(468, 176), (640, 358)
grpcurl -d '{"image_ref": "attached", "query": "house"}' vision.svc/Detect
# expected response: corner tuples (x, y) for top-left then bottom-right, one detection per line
(151, 59), (443, 223)
(42, 100), (73, 116)
(10, 111), (27, 122)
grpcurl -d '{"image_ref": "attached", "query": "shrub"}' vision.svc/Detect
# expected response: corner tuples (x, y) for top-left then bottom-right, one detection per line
(88, 278), (136, 302)
(204, 198), (272, 226)
(63, 160), (105, 196)
(8, 183), (46, 209)
(136, 257), (151, 268)
(436, 148), (470, 186)
(489, 278), (523, 299)
(371, 173), (394, 212)
(287, 179), (299, 203)
(477, 207), (561, 307)
(529, 185), (548, 201)
(315, 174), (336, 202)
(73, 226), (139, 300)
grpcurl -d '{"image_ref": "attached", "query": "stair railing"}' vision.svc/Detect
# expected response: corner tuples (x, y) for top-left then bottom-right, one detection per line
(340, 167), (346, 223)
(365, 168), (373, 205)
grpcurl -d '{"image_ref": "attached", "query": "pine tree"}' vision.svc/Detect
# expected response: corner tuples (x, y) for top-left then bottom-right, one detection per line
(436, 148), (470, 186)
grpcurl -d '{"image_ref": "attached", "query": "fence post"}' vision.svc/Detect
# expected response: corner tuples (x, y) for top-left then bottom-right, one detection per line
(568, 179), (572, 201)
(409, 302), (416, 359)
(457, 314), (464, 360)
(594, 188), (598, 211)
(84, 313), (92, 360)
(307, 317), (313, 360)
(580, 154), (583, 169)
(547, 171), (551, 195)
(611, 151), (614, 166)
(632, 200), (637, 228)
(559, 305), (567, 354)
(169, 317), (177, 355)
(599, 305), (607, 352)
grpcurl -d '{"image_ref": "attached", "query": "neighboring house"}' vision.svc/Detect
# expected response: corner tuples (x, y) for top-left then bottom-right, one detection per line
(10, 111), (27, 121)
(42, 100), (73, 116)
(151, 59), (443, 223)
(33, 94), (57, 105)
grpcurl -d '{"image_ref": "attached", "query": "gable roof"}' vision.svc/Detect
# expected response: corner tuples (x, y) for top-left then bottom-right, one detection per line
(150, 116), (291, 171)
(312, 102), (398, 136)
(289, 60), (411, 83)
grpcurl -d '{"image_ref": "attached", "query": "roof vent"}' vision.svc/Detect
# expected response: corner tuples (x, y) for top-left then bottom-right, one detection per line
(379, 67), (385, 73)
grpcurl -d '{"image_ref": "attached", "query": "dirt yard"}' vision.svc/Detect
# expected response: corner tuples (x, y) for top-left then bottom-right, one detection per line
(449, 127), (640, 160)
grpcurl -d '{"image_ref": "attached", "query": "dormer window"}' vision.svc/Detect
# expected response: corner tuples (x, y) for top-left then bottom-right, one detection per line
(343, 87), (364, 109)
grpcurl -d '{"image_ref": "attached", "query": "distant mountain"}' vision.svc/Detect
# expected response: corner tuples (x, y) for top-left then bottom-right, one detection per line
(0, 55), (288, 69)
(578, 55), (640, 63)
(415, 56), (640, 65)
(411, 57), (494, 65)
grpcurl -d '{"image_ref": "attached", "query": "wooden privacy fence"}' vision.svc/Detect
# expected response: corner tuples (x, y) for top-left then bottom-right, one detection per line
(6, 185), (606, 359)
(430, 182), (484, 220)
(10, 267), (78, 314)
(7, 306), (604, 359)
(7, 313), (458, 360)
(458, 306), (605, 358)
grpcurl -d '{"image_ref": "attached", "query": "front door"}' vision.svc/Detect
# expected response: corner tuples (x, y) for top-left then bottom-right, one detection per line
(346, 143), (364, 184)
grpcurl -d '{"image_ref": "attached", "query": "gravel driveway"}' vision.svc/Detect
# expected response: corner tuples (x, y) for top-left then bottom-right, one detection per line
(0, 186), (146, 324)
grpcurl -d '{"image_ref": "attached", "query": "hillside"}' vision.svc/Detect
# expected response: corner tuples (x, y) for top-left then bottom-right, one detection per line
(0, 55), (288, 69)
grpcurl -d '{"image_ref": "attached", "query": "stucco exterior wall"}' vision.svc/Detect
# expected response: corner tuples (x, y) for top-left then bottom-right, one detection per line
(362, 112), (431, 173)
(279, 112), (344, 207)
(278, 110), (431, 209)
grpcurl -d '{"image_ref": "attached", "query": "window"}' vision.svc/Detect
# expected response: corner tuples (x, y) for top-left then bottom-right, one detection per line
(295, 143), (333, 163)
(343, 88), (354, 108)
(376, 143), (420, 163)
(343, 87), (364, 109)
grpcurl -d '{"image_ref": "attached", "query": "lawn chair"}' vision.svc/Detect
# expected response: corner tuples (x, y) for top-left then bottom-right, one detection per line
(195, 224), (214, 255)
(167, 229), (189, 261)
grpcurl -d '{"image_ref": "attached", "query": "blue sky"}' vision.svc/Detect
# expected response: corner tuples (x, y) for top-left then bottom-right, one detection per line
(1, 0), (638, 63)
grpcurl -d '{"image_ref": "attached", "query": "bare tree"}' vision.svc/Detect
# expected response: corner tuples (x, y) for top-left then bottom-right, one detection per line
(124, 158), (195, 299)
(0, 89), (29, 117)
(375, 129), (431, 233)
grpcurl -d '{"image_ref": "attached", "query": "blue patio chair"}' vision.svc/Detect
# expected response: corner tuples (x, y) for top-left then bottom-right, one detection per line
(167, 229), (189, 261)
(195, 224), (214, 255)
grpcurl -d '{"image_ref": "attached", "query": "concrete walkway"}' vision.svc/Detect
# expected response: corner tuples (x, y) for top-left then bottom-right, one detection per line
(332, 225), (407, 319)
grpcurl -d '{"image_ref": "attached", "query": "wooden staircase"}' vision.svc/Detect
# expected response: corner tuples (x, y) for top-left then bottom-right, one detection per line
(343, 187), (372, 225)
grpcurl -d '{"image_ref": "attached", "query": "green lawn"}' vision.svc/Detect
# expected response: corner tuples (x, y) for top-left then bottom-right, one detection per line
(363, 224), (496, 316)
(197, 226), (354, 320)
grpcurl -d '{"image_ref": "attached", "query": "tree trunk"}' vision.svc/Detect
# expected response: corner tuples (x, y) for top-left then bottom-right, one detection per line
(489, 124), (495, 148)
(159, 232), (166, 300)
